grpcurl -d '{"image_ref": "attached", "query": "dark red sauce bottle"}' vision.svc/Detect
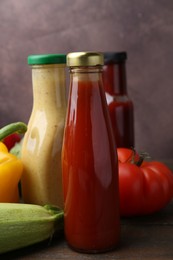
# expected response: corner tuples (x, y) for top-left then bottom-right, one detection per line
(62, 52), (120, 253)
(102, 52), (134, 148)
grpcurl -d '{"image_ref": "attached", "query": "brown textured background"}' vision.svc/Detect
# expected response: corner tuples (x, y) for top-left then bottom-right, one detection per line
(0, 0), (173, 159)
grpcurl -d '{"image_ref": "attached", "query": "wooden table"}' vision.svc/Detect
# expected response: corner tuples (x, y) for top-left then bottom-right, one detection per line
(3, 201), (173, 260)
(3, 162), (173, 260)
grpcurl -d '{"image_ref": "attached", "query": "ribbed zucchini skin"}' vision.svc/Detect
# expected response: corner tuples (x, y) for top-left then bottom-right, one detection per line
(0, 203), (64, 254)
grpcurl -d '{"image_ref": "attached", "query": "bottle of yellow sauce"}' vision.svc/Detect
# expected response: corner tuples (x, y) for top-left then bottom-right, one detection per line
(21, 54), (66, 208)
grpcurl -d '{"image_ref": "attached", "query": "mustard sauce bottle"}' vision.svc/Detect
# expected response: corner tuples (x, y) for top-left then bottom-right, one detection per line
(21, 54), (66, 208)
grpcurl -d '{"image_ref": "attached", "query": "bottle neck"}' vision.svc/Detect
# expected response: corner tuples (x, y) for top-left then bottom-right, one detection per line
(102, 63), (127, 95)
(68, 66), (107, 121)
(69, 66), (103, 82)
(31, 64), (66, 110)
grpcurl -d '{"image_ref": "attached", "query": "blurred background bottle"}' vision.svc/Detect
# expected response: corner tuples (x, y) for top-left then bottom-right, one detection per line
(103, 52), (134, 148)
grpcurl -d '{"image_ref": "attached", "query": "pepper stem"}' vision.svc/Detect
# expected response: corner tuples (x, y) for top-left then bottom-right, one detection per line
(0, 122), (27, 141)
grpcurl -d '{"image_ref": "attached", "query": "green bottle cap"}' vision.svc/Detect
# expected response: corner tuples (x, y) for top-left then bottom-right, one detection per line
(28, 54), (66, 65)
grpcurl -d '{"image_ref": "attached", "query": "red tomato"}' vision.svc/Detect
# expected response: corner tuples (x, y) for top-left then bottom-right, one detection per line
(117, 147), (140, 164)
(117, 148), (173, 216)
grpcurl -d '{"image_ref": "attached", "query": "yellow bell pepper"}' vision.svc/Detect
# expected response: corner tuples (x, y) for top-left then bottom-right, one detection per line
(0, 142), (23, 202)
(0, 122), (27, 202)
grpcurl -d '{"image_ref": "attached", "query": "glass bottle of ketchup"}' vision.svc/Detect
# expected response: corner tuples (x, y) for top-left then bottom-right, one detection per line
(103, 52), (134, 148)
(62, 52), (120, 253)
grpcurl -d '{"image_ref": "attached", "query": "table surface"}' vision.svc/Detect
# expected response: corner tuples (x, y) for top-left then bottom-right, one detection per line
(3, 162), (173, 260)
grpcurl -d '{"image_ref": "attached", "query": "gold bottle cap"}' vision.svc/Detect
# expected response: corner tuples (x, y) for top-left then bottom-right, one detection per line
(67, 52), (104, 67)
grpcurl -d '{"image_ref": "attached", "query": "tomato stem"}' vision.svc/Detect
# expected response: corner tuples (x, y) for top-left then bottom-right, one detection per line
(130, 148), (147, 167)
(131, 147), (138, 164)
(135, 156), (144, 167)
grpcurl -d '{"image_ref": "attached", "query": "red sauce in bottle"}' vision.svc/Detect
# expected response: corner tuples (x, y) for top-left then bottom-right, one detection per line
(103, 52), (134, 148)
(62, 52), (120, 253)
